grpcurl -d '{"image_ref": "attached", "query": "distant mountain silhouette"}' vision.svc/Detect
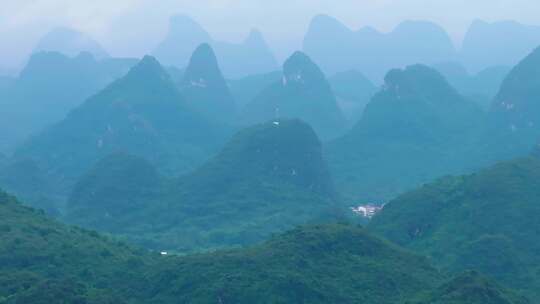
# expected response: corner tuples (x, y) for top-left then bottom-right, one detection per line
(492, 46), (540, 128)
(328, 70), (378, 124)
(14, 56), (228, 191)
(0, 66), (16, 77)
(0, 76), (14, 110)
(33, 27), (109, 59)
(461, 20), (540, 73)
(0, 51), (137, 153)
(152, 15), (211, 69)
(434, 61), (510, 108)
(153, 15), (278, 78)
(228, 71), (282, 108)
(303, 14), (456, 82)
(180, 44), (236, 122)
(241, 51), (346, 139)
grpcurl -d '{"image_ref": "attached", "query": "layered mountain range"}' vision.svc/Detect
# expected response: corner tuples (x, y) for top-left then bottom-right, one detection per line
(0, 51), (137, 152)
(241, 52), (346, 140)
(66, 119), (340, 252)
(303, 15), (540, 82)
(153, 15), (278, 78)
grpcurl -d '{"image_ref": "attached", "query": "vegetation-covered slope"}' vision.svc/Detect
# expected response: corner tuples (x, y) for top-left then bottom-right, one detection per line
(1, 188), (529, 303)
(303, 15), (456, 81)
(488, 46), (540, 160)
(327, 64), (484, 203)
(241, 52), (346, 140)
(0, 158), (59, 215)
(33, 27), (109, 59)
(0, 51), (136, 152)
(412, 271), (530, 304)
(152, 15), (277, 78)
(147, 224), (444, 304)
(328, 70), (377, 124)
(67, 152), (162, 232)
(369, 154), (540, 298)
(15, 55), (227, 185)
(461, 20), (540, 72)
(229, 71), (281, 108)
(0, 190), (153, 303)
(180, 43), (236, 122)
(66, 119), (341, 252)
(434, 62), (510, 109)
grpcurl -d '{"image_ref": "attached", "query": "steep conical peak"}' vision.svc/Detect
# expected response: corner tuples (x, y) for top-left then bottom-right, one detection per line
(308, 14), (350, 33)
(303, 15), (353, 60)
(182, 43), (226, 87)
(492, 46), (540, 122)
(134, 55), (162, 70)
(124, 55), (170, 82)
(497, 46), (540, 95)
(19, 51), (70, 77)
(185, 44), (219, 72)
(383, 64), (458, 98)
(244, 28), (266, 46)
(350, 63), (476, 140)
(17, 51), (99, 83)
(213, 119), (335, 196)
(284, 51), (312, 67)
(392, 21), (455, 53)
(168, 14), (211, 40)
(220, 119), (321, 161)
(34, 27), (109, 59)
(151, 15), (211, 68)
(282, 51), (326, 85)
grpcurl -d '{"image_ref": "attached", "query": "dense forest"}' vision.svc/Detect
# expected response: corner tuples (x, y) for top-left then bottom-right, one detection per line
(1, 6), (540, 303)
(2, 190), (528, 303)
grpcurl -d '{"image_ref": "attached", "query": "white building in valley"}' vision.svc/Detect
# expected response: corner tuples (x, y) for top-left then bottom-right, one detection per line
(351, 204), (384, 219)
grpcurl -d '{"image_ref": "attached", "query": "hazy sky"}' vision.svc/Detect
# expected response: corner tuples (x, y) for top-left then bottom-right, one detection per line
(1, 0), (539, 70)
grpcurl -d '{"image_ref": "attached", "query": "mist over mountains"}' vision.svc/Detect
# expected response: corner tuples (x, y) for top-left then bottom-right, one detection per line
(2, 6), (540, 303)
(153, 15), (278, 78)
(33, 27), (110, 60)
(241, 51), (346, 140)
(304, 15), (456, 81)
(303, 15), (540, 82)
(0, 51), (137, 152)
(6, 13), (540, 84)
(462, 20), (540, 72)
(180, 43), (236, 122)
